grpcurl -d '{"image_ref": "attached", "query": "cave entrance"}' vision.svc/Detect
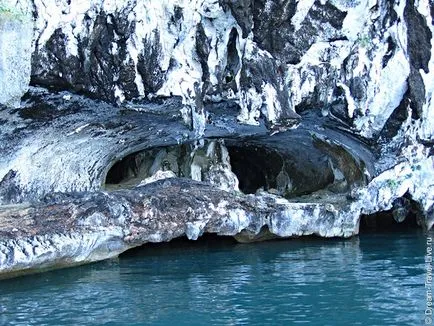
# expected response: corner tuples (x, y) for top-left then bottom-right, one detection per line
(104, 139), (340, 199)
(227, 145), (283, 194)
(105, 153), (141, 186)
(359, 211), (419, 232)
(359, 195), (422, 233)
(103, 140), (239, 191)
(104, 144), (189, 190)
(227, 144), (336, 197)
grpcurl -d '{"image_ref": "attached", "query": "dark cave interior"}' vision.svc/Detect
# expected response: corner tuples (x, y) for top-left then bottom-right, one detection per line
(105, 153), (140, 185)
(359, 194), (422, 232)
(105, 140), (342, 199)
(226, 145), (283, 194)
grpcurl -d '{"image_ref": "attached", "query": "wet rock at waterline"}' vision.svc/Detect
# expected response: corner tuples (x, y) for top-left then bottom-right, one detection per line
(0, 173), (425, 280)
(0, 178), (355, 279)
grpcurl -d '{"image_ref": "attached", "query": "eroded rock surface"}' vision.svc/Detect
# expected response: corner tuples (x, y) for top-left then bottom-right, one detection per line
(0, 178), (358, 279)
(9, 0), (431, 139)
(0, 0), (433, 277)
(0, 87), (432, 278)
(0, 5), (33, 107)
(0, 88), (374, 205)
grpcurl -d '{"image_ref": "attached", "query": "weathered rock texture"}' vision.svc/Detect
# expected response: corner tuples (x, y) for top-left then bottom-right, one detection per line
(11, 0), (432, 138)
(0, 3), (33, 107)
(0, 0), (433, 277)
(0, 87), (432, 278)
(0, 178), (357, 279)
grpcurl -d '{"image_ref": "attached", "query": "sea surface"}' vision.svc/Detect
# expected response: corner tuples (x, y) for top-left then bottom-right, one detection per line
(0, 230), (429, 325)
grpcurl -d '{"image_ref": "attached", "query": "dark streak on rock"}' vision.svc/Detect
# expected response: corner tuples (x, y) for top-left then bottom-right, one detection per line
(404, 0), (432, 118)
(137, 29), (165, 96)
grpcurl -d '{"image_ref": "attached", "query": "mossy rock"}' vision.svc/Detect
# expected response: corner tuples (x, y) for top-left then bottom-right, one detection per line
(0, 2), (30, 22)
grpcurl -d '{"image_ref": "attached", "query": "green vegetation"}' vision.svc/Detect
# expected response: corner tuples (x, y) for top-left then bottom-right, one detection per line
(0, 2), (28, 21)
(411, 164), (422, 172)
(386, 179), (398, 190)
(357, 33), (371, 48)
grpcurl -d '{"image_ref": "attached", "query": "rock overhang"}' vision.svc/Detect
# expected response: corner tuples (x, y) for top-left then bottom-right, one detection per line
(0, 87), (385, 279)
(0, 0), (433, 279)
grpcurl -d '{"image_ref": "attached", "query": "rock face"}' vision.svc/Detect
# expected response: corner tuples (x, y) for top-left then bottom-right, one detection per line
(0, 88), (432, 278)
(0, 0), (433, 277)
(0, 178), (359, 279)
(0, 3), (33, 107)
(23, 0), (304, 129)
(18, 0), (433, 139)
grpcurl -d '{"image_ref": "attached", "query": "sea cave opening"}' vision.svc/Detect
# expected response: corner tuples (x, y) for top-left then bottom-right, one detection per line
(104, 138), (353, 200)
(359, 195), (422, 232)
(226, 144), (337, 197)
(226, 145), (284, 194)
(119, 233), (238, 258)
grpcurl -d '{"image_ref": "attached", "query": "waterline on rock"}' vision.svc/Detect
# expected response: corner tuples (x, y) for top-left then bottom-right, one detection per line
(0, 231), (427, 325)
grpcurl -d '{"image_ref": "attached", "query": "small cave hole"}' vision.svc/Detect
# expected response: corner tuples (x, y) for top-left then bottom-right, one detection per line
(225, 73), (234, 84)
(359, 196), (423, 233)
(359, 211), (420, 233)
(223, 28), (240, 90)
(119, 233), (238, 258)
(227, 145), (284, 194)
(105, 154), (139, 185)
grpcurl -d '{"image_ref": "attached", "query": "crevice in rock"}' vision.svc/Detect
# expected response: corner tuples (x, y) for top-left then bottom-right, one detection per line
(382, 36), (396, 69)
(404, 0), (432, 118)
(379, 90), (410, 140)
(119, 233), (238, 257)
(405, 0), (432, 73)
(137, 30), (165, 96)
(359, 194), (422, 233)
(196, 23), (210, 84)
(223, 28), (241, 92)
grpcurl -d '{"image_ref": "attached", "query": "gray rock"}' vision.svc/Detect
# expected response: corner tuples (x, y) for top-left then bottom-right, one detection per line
(0, 8), (33, 107)
(0, 0), (432, 279)
(0, 178), (360, 279)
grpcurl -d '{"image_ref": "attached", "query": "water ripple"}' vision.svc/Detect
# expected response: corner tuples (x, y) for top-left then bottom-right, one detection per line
(0, 231), (428, 325)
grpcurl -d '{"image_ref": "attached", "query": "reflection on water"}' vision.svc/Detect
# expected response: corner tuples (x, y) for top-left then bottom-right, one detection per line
(0, 231), (428, 325)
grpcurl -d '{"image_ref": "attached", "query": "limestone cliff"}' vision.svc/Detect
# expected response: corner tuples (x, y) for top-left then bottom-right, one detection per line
(0, 1), (32, 107)
(0, 0), (433, 278)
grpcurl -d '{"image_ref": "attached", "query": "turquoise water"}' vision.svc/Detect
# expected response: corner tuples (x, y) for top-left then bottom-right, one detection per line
(0, 231), (428, 325)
